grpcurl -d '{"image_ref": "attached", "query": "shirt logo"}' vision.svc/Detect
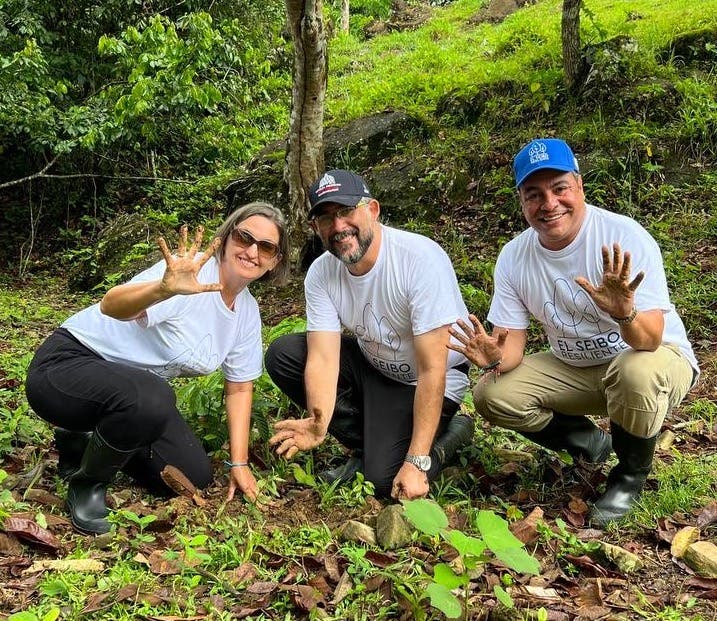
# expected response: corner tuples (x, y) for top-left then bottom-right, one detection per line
(529, 142), (550, 164)
(316, 173), (341, 197)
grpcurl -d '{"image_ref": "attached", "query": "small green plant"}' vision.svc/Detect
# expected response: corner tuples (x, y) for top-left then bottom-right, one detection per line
(108, 509), (158, 546)
(681, 398), (717, 430)
(8, 609), (61, 621)
(402, 498), (540, 619)
(321, 471), (376, 509)
(537, 518), (600, 575)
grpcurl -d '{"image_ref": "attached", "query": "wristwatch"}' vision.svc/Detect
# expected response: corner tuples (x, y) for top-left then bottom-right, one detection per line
(405, 454), (432, 472)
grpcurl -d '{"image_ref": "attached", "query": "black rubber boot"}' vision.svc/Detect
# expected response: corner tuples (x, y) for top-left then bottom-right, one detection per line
(317, 453), (364, 485)
(327, 391), (363, 450)
(521, 413), (612, 463)
(432, 414), (474, 467)
(318, 392), (364, 485)
(589, 422), (658, 527)
(54, 428), (93, 479)
(66, 431), (138, 535)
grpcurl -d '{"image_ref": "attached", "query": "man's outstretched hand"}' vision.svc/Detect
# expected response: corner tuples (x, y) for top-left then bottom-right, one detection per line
(575, 243), (644, 318)
(269, 414), (327, 460)
(448, 314), (507, 367)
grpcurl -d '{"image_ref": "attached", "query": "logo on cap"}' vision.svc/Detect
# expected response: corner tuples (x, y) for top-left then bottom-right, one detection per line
(316, 173), (341, 197)
(529, 142), (550, 164)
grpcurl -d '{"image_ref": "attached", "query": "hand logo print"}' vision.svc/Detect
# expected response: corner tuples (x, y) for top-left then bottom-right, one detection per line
(354, 303), (401, 360)
(543, 278), (604, 338)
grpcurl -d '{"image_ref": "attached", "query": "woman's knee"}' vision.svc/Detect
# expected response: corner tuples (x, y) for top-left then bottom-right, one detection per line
(188, 453), (213, 489)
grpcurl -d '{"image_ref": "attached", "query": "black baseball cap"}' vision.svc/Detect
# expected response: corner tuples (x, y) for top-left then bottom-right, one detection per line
(308, 170), (373, 218)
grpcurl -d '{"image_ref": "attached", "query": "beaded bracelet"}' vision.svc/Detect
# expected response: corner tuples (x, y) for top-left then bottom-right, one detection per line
(610, 306), (638, 325)
(479, 360), (502, 383)
(223, 460), (249, 468)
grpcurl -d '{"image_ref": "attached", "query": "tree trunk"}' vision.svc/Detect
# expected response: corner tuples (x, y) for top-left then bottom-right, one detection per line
(340, 0), (350, 33)
(284, 0), (328, 244)
(561, 0), (583, 95)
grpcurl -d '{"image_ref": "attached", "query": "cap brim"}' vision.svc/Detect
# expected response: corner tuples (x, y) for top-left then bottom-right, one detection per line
(308, 194), (366, 218)
(516, 164), (577, 187)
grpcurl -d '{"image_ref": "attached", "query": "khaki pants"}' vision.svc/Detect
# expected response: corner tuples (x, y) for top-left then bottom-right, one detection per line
(473, 345), (695, 438)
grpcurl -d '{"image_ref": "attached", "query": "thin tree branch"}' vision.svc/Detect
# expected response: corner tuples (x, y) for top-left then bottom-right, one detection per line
(0, 166), (196, 190)
(0, 156), (60, 190)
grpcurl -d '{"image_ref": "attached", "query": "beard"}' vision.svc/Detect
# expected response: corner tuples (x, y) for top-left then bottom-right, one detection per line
(327, 227), (374, 265)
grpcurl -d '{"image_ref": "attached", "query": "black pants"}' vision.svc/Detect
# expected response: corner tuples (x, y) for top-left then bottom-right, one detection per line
(25, 328), (212, 494)
(265, 333), (460, 497)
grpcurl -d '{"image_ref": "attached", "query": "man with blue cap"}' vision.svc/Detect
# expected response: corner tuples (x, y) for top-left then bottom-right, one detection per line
(449, 138), (699, 525)
(265, 169), (474, 500)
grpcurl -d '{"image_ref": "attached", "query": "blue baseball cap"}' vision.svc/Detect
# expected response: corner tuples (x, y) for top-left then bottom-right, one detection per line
(513, 138), (580, 187)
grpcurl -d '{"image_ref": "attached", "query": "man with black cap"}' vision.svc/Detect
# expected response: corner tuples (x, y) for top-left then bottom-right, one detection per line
(266, 169), (474, 499)
(448, 138), (699, 525)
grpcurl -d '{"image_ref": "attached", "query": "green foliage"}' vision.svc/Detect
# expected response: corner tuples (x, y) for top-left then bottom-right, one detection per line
(8, 609), (60, 621)
(1, 0), (290, 267)
(628, 452), (717, 526)
(537, 518), (600, 575)
(175, 316), (305, 455)
(402, 499), (540, 618)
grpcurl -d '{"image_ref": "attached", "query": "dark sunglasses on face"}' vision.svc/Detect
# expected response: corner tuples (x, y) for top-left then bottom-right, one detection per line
(231, 228), (280, 259)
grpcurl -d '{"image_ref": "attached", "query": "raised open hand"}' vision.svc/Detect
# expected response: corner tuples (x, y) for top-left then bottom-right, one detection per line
(157, 224), (223, 296)
(447, 314), (507, 367)
(574, 243), (644, 319)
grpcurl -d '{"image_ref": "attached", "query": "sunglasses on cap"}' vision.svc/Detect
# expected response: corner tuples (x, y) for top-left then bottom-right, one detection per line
(231, 228), (280, 259)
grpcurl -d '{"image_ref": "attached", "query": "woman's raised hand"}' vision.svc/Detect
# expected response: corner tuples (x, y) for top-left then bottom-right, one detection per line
(157, 225), (223, 296)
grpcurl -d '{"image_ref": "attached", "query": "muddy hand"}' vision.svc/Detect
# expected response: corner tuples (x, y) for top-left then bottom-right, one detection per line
(157, 224), (222, 296)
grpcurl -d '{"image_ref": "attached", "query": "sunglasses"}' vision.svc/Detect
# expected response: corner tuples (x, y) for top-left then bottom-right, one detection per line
(231, 228), (281, 259)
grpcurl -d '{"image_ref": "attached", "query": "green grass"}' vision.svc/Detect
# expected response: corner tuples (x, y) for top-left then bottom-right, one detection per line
(327, 0), (717, 124)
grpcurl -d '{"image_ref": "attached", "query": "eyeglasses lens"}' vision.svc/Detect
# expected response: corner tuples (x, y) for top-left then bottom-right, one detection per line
(231, 229), (279, 258)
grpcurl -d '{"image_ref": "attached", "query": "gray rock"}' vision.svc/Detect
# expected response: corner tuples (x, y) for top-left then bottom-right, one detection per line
(376, 504), (413, 550)
(684, 541), (717, 578)
(339, 520), (376, 546)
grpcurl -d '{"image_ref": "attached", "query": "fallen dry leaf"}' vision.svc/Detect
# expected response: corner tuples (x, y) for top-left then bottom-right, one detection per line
(510, 506), (544, 544)
(696, 500), (717, 528)
(3, 517), (62, 552)
(160, 465), (207, 507)
(331, 570), (353, 605)
(23, 558), (105, 574)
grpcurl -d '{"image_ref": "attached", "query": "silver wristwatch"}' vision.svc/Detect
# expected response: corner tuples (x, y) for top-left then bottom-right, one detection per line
(405, 454), (432, 472)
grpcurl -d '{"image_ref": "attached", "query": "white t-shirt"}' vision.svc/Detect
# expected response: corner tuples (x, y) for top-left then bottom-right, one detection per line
(62, 257), (263, 382)
(305, 225), (471, 403)
(488, 204), (699, 376)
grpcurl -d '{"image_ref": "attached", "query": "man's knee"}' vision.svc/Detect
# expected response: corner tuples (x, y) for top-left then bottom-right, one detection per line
(604, 350), (658, 393)
(264, 333), (306, 381)
(473, 379), (545, 431)
(474, 380), (514, 425)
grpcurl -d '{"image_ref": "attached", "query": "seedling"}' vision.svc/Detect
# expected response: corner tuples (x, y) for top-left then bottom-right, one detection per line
(402, 498), (540, 619)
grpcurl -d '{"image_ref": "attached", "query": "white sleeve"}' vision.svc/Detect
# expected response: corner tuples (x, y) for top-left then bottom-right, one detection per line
(305, 261), (342, 332)
(487, 248), (531, 329)
(222, 302), (264, 382)
(126, 259), (183, 327)
(407, 248), (467, 335)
